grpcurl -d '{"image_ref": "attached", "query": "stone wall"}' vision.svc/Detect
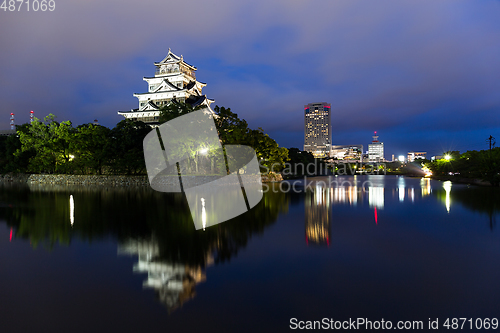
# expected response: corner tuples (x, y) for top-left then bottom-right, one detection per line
(0, 173), (282, 186)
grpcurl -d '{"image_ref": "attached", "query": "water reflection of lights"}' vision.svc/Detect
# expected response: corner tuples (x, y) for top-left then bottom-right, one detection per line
(347, 184), (358, 206)
(69, 195), (74, 226)
(420, 178), (431, 197)
(369, 187), (384, 209)
(201, 197), (206, 231)
(332, 186), (359, 206)
(305, 186), (331, 246)
(398, 177), (405, 202)
(443, 181), (452, 213)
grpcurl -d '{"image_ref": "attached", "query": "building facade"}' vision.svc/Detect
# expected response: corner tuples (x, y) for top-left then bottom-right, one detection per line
(304, 102), (331, 158)
(118, 49), (214, 125)
(368, 131), (384, 162)
(407, 151), (427, 162)
(330, 144), (363, 162)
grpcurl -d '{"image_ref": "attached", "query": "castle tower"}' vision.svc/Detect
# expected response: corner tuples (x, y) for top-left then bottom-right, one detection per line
(118, 50), (214, 126)
(10, 113), (14, 130)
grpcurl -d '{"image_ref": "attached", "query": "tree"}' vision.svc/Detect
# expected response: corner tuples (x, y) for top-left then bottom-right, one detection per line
(158, 99), (202, 124)
(16, 114), (76, 173)
(0, 124), (35, 173)
(109, 119), (151, 175)
(71, 124), (112, 175)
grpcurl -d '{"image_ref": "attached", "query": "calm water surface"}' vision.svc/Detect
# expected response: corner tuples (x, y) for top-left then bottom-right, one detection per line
(1, 175), (500, 332)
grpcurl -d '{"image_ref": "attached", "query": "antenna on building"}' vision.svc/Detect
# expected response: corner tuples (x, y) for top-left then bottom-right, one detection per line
(372, 131), (379, 143)
(10, 113), (15, 130)
(30, 110), (34, 124)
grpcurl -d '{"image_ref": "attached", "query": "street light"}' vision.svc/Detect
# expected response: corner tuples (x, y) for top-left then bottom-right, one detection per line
(444, 154), (451, 160)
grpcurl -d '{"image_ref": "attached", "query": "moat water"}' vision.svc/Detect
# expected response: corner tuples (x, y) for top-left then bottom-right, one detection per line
(1, 175), (500, 332)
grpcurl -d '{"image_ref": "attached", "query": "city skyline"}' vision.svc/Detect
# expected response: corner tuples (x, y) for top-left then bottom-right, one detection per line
(1, 1), (499, 157)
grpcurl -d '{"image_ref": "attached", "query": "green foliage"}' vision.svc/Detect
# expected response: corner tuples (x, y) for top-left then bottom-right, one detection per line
(0, 124), (35, 173)
(16, 114), (76, 173)
(282, 148), (317, 178)
(428, 148), (500, 186)
(71, 124), (112, 175)
(108, 119), (152, 175)
(4, 106), (287, 176)
(158, 99), (202, 123)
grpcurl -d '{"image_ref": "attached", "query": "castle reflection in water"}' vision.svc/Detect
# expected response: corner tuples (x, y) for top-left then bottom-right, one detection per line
(118, 238), (212, 313)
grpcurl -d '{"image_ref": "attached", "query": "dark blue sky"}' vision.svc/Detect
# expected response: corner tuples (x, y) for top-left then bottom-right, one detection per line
(1, 0), (499, 157)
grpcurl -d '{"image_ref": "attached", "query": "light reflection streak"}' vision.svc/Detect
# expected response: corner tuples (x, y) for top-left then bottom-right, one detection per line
(69, 195), (74, 226)
(305, 185), (331, 246)
(397, 177), (406, 202)
(201, 198), (206, 231)
(369, 187), (384, 209)
(443, 181), (452, 213)
(420, 178), (431, 197)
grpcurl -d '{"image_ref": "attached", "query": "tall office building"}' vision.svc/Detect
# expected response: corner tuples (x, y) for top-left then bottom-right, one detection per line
(304, 102), (331, 158)
(368, 131), (384, 162)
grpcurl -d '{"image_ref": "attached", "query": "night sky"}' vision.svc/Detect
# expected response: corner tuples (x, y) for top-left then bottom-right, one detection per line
(1, 0), (499, 158)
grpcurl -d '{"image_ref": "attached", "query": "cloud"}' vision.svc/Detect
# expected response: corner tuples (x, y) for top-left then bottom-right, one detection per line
(1, 0), (499, 156)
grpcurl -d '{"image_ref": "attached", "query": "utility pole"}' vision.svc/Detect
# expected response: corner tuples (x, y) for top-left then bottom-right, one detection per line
(487, 135), (496, 151)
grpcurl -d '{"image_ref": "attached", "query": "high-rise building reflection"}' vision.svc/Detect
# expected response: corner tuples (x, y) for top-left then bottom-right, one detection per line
(305, 185), (331, 246)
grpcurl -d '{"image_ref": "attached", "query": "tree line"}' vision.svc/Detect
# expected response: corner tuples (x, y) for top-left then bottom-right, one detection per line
(426, 148), (500, 186)
(0, 103), (289, 175)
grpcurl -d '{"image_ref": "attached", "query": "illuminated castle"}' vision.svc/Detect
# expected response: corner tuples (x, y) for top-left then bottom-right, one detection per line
(118, 49), (214, 126)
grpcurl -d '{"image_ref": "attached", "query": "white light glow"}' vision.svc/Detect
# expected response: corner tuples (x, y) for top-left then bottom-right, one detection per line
(369, 187), (384, 209)
(443, 181), (452, 213)
(398, 155), (405, 162)
(199, 148), (208, 155)
(69, 195), (74, 226)
(201, 198), (207, 231)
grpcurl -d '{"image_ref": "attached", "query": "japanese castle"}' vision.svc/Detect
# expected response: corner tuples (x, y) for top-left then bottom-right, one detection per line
(118, 49), (214, 125)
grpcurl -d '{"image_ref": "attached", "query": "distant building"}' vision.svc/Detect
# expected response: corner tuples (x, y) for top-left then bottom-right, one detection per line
(304, 102), (331, 158)
(431, 155), (443, 161)
(407, 151), (427, 162)
(330, 145), (363, 162)
(118, 49), (214, 126)
(368, 132), (384, 162)
(0, 130), (16, 136)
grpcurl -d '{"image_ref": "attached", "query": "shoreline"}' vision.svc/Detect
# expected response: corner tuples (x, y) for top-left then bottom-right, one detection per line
(0, 173), (283, 186)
